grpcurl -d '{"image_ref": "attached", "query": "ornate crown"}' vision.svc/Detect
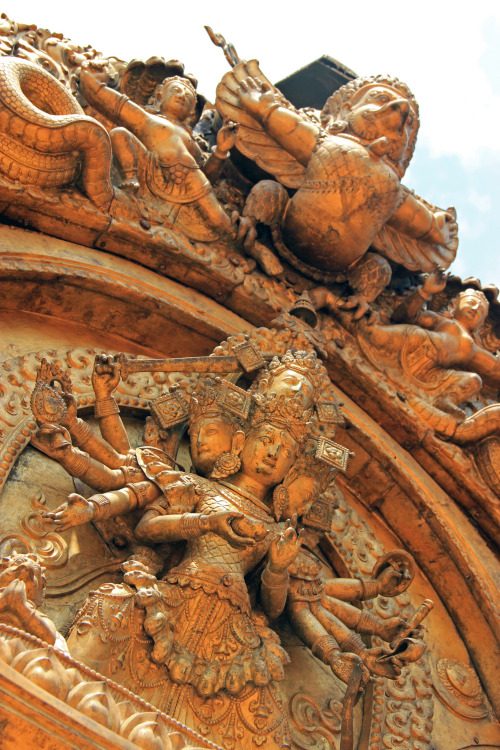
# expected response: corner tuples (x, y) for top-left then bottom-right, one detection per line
(268, 349), (322, 387)
(250, 392), (312, 444)
(189, 376), (251, 428)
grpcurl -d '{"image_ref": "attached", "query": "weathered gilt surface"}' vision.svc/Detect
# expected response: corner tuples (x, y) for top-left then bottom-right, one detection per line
(0, 13), (498, 750)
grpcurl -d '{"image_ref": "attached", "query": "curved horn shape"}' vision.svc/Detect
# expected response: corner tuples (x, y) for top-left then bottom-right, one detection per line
(0, 57), (113, 209)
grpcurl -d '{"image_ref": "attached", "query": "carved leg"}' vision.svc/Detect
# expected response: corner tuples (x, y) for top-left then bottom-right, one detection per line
(238, 180), (287, 275)
(434, 372), (483, 418)
(343, 252), (393, 320)
(110, 127), (143, 192)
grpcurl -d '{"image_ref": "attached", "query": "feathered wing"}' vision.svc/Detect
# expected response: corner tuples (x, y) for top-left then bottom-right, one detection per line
(372, 192), (458, 272)
(216, 60), (306, 189)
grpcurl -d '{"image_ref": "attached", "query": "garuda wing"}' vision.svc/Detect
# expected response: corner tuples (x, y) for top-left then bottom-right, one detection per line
(373, 192), (458, 272)
(216, 59), (306, 189)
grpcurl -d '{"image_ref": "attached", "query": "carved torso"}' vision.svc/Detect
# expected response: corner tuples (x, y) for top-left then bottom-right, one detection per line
(283, 133), (402, 271)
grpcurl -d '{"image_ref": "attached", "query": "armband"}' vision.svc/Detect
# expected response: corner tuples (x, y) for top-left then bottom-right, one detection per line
(71, 419), (94, 448)
(66, 450), (91, 478)
(261, 102), (281, 126)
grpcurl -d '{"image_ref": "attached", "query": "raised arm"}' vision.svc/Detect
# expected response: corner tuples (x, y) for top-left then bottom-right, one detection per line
(392, 270), (448, 326)
(80, 65), (148, 136)
(92, 354), (130, 455)
(31, 423), (129, 492)
(236, 76), (318, 166)
(261, 519), (304, 620)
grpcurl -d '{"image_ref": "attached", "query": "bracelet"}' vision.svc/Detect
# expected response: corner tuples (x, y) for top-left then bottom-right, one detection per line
(211, 144), (229, 160)
(416, 216), (435, 242)
(67, 450), (91, 478)
(94, 397), (119, 418)
(357, 609), (380, 635)
(71, 419), (93, 448)
(361, 579), (379, 600)
(339, 632), (365, 655)
(262, 566), (289, 589)
(180, 514), (208, 539)
(120, 464), (146, 484)
(261, 102), (281, 126)
(416, 287), (432, 302)
(127, 481), (156, 509)
(88, 494), (112, 521)
(311, 634), (339, 662)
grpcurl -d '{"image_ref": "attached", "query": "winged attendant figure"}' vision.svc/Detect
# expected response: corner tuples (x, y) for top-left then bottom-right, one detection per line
(215, 58), (459, 315)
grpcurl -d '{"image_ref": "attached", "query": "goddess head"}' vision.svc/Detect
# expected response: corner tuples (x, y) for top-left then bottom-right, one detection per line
(189, 377), (249, 479)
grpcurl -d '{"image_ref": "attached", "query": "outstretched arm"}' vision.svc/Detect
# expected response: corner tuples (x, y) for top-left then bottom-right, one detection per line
(237, 76), (318, 166)
(135, 509), (258, 547)
(32, 424), (128, 492)
(60, 391), (125, 469)
(80, 65), (148, 137)
(389, 190), (458, 251)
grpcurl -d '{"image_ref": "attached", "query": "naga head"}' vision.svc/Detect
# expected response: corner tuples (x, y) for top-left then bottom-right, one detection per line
(321, 75), (419, 176)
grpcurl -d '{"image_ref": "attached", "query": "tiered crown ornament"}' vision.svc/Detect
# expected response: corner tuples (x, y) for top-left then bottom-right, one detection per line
(268, 349), (322, 388)
(250, 391), (312, 444)
(189, 376), (251, 428)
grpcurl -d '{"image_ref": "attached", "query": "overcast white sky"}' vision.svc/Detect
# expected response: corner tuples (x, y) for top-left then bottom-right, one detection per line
(7, 0), (500, 287)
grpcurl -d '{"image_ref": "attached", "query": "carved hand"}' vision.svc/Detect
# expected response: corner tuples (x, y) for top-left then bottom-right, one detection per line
(328, 651), (370, 688)
(361, 646), (403, 679)
(92, 354), (120, 399)
(42, 493), (94, 531)
(375, 563), (411, 596)
(80, 58), (111, 84)
(216, 121), (238, 155)
(376, 616), (409, 643)
(268, 517), (305, 574)
(208, 511), (257, 548)
(429, 211), (458, 251)
(421, 268), (449, 296)
(31, 423), (73, 461)
(60, 392), (78, 431)
(238, 77), (278, 119)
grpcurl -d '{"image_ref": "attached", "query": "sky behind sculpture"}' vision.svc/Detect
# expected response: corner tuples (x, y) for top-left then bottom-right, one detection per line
(10, 0), (500, 287)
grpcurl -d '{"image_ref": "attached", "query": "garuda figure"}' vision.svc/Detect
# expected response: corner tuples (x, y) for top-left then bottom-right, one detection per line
(215, 59), (459, 313)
